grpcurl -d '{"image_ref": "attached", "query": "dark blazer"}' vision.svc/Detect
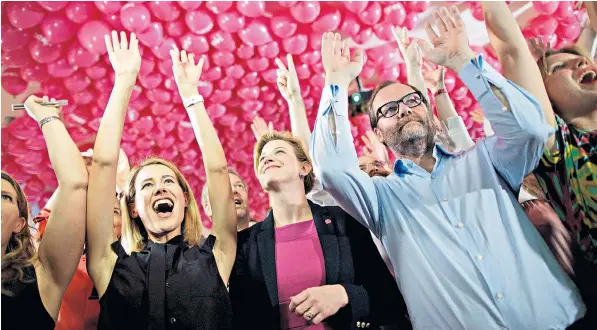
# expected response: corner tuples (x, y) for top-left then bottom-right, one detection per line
(229, 201), (411, 330)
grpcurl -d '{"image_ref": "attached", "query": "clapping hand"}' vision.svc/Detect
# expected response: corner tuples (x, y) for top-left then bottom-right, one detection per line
(104, 31), (141, 86)
(321, 32), (364, 88)
(393, 26), (423, 68)
(250, 117), (274, 141)
(275, 54), (302, 102)
(169, 46), (205, 99)
(418, 6), (476, 73)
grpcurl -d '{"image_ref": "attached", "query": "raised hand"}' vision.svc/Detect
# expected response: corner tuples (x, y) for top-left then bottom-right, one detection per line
(24, 95), (62, 122)
(418, 6), (476, 72)
(393, 26), (422, 67)
(250, 117), (274, 141)
(170, 46), (205, 99)
(422, 62), (446, 94)
(104, 31), (141, 85)
(528, 37), (551, 61)
(321, 32), (364, 87)
(275, 54), (301, 102)
(361, 131), (390, 166)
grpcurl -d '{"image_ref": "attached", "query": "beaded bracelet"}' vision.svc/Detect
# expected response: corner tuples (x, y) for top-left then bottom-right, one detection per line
(39, 116), (61, 130)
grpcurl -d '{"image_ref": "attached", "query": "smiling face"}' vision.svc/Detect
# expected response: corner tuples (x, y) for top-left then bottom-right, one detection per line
(542, 48), (597, 121)
(1, 178), (27, 252)
(370, 83), (436, 157)
(257, 139), (311, 191)
(130, 164), (189, 240)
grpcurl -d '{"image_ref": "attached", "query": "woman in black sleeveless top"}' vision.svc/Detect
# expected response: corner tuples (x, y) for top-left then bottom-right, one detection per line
(2, 96), (88, 329)
(86, 32), (238, 329)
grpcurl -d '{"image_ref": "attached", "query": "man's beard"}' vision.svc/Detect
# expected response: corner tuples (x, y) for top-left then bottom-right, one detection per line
(382, 113), (436, 158)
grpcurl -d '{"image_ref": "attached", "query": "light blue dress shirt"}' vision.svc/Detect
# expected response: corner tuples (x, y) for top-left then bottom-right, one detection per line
(310, 56), (585, 329)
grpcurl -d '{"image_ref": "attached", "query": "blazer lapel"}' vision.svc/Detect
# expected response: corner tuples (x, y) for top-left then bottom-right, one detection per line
(310, 201), (340, 285)
(257, 212), (279, 306)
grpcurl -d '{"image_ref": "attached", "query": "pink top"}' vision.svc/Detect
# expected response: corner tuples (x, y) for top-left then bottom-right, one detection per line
(275, 220), (331, 330)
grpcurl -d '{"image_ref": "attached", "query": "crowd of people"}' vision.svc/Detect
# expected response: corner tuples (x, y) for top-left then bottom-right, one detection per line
(2, 2), (596, 330)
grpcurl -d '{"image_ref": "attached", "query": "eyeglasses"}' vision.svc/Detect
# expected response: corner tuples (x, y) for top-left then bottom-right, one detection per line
(375, 91), (424, 123)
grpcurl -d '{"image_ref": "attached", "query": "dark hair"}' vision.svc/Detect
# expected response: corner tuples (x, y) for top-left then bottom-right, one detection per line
(367, 81), (430, 129)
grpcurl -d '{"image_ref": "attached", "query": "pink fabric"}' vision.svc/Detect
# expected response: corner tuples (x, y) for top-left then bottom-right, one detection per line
(275, 220), (329, 330)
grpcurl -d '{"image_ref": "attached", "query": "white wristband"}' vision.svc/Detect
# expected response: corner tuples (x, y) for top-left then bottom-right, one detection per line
(183, 95), (204, 108)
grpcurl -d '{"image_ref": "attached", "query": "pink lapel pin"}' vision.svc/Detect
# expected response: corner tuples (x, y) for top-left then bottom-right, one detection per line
(325, 219), (332, 224)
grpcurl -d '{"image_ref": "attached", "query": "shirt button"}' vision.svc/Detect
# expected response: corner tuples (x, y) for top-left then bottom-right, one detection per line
(366, 323), (371, 328)
(166, 282), (171, 288)
(456, 223), (464, 228)
(496, 293), (504, 299)
(476, 255), (483, 260)
(431, 175), (436, 179)
(357, 321), (362, 328)
(170, 317), (176, 324)
(442, 197), (448, 201)
(501, 106), (508, 112)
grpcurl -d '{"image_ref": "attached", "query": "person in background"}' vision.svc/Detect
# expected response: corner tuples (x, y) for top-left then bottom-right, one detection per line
(2, 94), (88, 329)
(310, 6), (585, 328)
(482, 2), (596, 327)
(85, 32), (238, 329)
(230, 131), (409, 329)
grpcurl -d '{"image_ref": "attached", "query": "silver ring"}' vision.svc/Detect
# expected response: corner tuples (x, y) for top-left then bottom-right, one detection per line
(305, 312), (314, 320)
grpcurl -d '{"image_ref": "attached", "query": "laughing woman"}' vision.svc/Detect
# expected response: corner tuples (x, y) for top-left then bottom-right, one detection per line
(230, 131), (409, 330)
(85, 31), (237, 329)
(2, 96), (88, 329)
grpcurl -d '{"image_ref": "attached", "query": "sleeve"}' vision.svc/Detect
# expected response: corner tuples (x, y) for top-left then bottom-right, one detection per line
(309, 85), (383, 235)
(459, 55), (555, 191)
(445, 116), (475, 152)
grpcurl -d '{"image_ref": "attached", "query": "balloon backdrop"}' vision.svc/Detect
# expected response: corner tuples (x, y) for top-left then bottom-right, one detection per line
(0, 1), (586, 226)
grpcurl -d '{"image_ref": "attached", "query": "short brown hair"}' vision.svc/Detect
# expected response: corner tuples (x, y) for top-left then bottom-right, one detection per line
(200, 168), (247, 208)
(367, 81), (430, 129)
(253, 131), (315, 194)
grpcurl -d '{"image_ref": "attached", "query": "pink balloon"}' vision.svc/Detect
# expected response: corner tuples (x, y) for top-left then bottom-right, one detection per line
(359, 2), (382, 26)
(177, 122), (196, 143)
(557, 21), (582, 40)
(139, 72), (164, 89)
(452, 86), (468, 101)
(47, 58), (77, 78)
(352, 27), (374, 45)
(207, 104), (226, 118)
(530, 16), (558, 36)
(225, 64), (245, 79)
(139, 55), (155, 76)
(197, 81), (213, 97)
(93, 78), (113, 93)
(246, 57), (269, 72)
(65, 2), (98, 23)
(404, 12), (421, 30)
(258, 41), (280, 58)
(379, 66), (400, 81)
(344, 1), (368, 14)
(262, 69), (277, 84)
(41, 14), (76, 44)
(137, 22), (164, 47)
(20, 64), (49, 83)
(271, 16), (298, 38)
(212, 51), (235, 67)
(38, 1), (68, 11)
(178, 1), (203, 11)
(241, 72), (261, 86)
(300, 50), (321, 65)
(309, 32), (323, 50)
(72, 90), (96, 105)
(120, 3), (151, 32)
(237, 44), (255, 59)
(384, 2), (406, 26)
(217, 11), (245, 33)
(67, 43), (100, 68)
(150, 103), (173, 116)
(237, 1), (265, 18)
(241, 100), (263, 112)
(181, 33), (209, 54)
(470, 4), (484, 21)
(133, 116), (154, 134)
(290, 1), (320, 24)
(295, 63), (310, 79)
(339, 15), (361, 39)
(374, 23), (394, 41)
(405, 1), (430, 12)
(203, 67), (223, 81)
(444, 73), (456, 92)
(209, 31), (236, 51)
(310, 72), (325, 88)
(166, 21), (186, 37)
(211, 89), (232, 103)
(360, 64), (375, 80)
(555, 2), (575, 20)
(4, 48), (33, 68)
(152, 38), (177, 59)
(7, 2), (46, 29)
(533, 1), (559, 15)
(64, 71), (91, 92)
(239, 21), (273, 46)
(283, 34), (308, 55)
(218, 76), (237, 90)
(148, 1), (181, 21)
(312, 9), (341, 33)
(95, 1), (122, 14)
(277, 1), (297, 8)
(237, 86), (260, 100)
(1, 70), (28, 95)
(185, 10), (214, 34)
(146, 88), (171, 103)
(85, 64), (108, 80)
(2, 24), (32, 51)
(204, 1), (232, 14)
(78, 21), (111, 55)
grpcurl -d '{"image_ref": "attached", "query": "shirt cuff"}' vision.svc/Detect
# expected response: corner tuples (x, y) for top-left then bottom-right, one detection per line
(458, 55), (508, 101)
(446, 116), (467, 133)
(319, 84), (349, 117)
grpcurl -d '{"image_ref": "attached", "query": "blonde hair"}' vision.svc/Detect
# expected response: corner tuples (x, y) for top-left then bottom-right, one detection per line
(120, 158), (203, 253)
(253, 131), (315, 194)
(1, 172), (37, 296)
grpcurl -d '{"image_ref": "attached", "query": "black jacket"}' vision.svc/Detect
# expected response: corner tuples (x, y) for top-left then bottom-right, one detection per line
(229, 201), (411, 330)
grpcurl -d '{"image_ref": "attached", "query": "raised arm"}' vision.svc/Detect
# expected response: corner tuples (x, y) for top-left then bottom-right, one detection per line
(420, 6), (554, 190)
(393, 26), (431, 104)
(170, 46), (237, 284)
(310, 32), (382, 234)
(22, 95), (88, 318)
(86, 31), (141, 297)
(275, 54), (311, 148)
(422, 63), (474, 152)
(481, 2), (557, 151)
(585, 1), (597, 41)
(576, 20), (597, 58)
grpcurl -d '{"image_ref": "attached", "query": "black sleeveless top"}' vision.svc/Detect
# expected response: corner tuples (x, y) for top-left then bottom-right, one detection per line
(98, 235), (233, 330)
(1, 266), (55, 329)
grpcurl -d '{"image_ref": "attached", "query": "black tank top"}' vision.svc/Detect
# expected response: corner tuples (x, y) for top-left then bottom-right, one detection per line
(98, 235), (233, 330)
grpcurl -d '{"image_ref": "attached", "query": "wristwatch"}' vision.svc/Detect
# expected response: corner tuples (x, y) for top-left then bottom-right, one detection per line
(183, 95), (204, 108)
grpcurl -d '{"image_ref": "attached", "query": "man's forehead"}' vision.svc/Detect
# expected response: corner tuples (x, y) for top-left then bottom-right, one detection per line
(372, 83), (417, 108)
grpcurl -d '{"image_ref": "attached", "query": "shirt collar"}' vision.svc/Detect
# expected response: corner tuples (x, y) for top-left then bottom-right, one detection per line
(393, 143), (460, 176)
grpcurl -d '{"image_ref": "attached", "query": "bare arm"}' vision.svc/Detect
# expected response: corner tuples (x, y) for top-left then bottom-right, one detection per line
(86, 31), (141, 297)
(170, 47), (237, 284)
(481, 1), (557, 150)
(23, 95), (88, 319)
(576, 21), (597, 58)
(393, 26), (431, 104)
(585, 2), (597, 40)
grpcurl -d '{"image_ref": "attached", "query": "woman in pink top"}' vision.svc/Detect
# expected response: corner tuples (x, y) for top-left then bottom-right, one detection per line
(230, 131), (410, 330)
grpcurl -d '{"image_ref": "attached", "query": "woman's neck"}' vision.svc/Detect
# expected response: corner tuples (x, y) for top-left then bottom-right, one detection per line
(568, 110), (597, 131)
(148, 227), (182, 244)
(269, 185), (312, 227)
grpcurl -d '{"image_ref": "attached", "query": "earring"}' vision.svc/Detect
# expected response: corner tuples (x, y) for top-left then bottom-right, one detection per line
(299, 174), (305, 180)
